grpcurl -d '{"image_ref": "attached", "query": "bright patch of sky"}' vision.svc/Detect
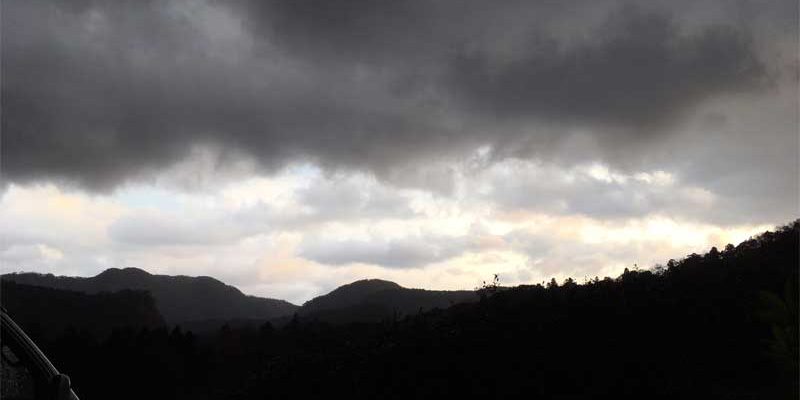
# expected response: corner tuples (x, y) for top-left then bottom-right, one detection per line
(0, 154), (779, 304)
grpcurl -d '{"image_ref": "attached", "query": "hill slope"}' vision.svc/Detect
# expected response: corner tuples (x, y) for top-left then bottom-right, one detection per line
(1, 280), (166, 339)
(296, 279), (478, 324)
(1, 267), (298, 324)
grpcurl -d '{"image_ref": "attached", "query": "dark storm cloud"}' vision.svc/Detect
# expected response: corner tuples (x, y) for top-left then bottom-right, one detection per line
(447, 10), (765, 128)
(1, 0), (793, 195)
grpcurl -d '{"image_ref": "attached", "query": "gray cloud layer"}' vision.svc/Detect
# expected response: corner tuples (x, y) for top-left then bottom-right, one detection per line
(3, 0), (797, 220)
(448, 10), (765, 128)
(299, 234), (472, 269)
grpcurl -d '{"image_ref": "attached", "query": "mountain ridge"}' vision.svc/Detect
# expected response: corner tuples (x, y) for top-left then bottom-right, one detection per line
(1, 268), (480, 327)
(295, 278), (478, 324)
(1, 267), (298, 324)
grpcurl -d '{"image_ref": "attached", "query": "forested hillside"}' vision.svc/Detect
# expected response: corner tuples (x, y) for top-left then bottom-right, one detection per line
(1, 281), (165, 339)
(292, 279), (478, 325)
(3, 221), (797, 399)
(2, 267), (298, 324)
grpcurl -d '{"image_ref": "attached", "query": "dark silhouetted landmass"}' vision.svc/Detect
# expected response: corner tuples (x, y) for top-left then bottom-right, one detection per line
(1, 267), (298, 324)
(0, 280), (165, 339)
(301, 279), (403, 313)
(293, 279), (478, 324)
(2, 221), (797, 399)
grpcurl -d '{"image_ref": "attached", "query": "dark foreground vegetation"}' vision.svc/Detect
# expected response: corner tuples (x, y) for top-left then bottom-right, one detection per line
(2, 221), (798, 399)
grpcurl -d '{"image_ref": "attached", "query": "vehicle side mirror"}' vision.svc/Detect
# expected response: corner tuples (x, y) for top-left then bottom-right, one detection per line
(50, 373), (73, 400)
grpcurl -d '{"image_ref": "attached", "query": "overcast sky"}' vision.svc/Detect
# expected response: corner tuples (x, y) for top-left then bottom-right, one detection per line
(1, 0), (797, 304)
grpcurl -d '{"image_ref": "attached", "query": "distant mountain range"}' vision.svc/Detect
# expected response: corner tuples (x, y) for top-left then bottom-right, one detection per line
(2, 267), (297, 325)
(1, 268), (479, 331)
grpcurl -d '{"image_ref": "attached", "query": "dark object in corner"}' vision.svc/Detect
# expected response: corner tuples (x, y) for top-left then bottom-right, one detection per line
(1, 308), (79, 400)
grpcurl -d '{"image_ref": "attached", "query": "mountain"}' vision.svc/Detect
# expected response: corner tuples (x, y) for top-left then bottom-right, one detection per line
(1, 267), (298, 324)
(1, 280), (166, 339)
(3, 221), (797, 399)
(1, 269), (477, 328)
(300, 279), (402, 313)
(295, 279), (478, 324)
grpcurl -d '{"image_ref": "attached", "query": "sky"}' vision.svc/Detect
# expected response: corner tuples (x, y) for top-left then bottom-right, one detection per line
(1, 0), (797, 304)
